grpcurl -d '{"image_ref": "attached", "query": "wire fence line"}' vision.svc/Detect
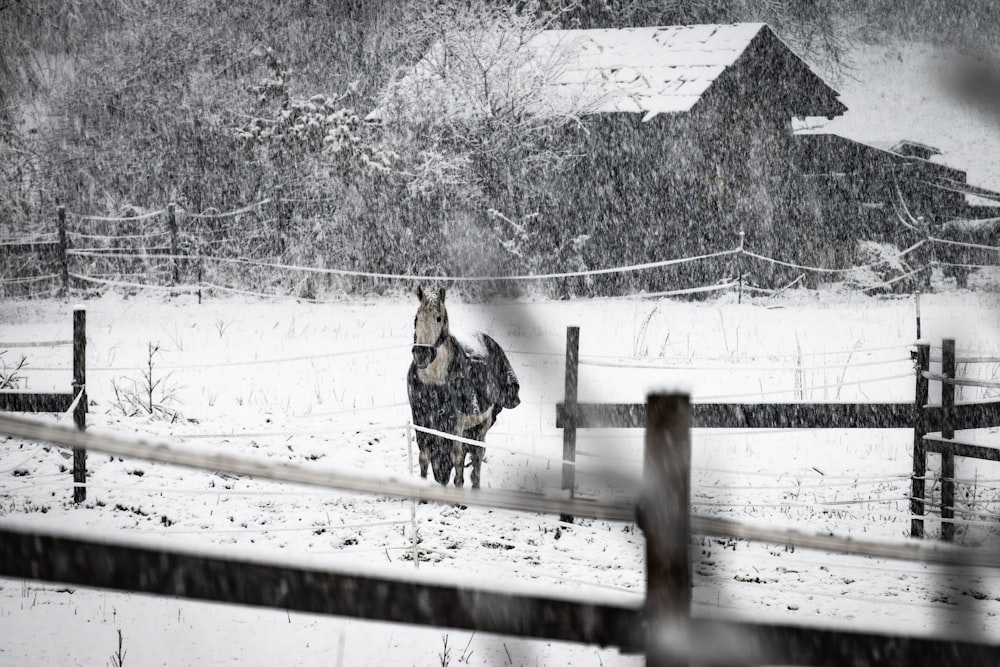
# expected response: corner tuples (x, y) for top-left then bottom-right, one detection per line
(78, 343), (405, 372)
(930, 236), (1000, 252)
(921, 371), (1000, 390)
(579, 342), (915, 362)
(0, 339), (72, 348)
(67, 230), (169, 241)
(69, 272), (202, 293)
(587, 280), (740, 300)
(67, 249), (175, 258)
(68, 209), (167, 222)
(196, 247), (742, 282)
(19, 340), (915, 379)
(693, 496), (911, 510)
(692, 476), (914, 491)
(184, 200), (271, 219)
(694, 371), (915, 401)
(744, 238), (928, 274)
(0, 252), (980, 302)
(578, 354), (913, 372)
(930, 354), (1000, 364)
(0, 274), (61, 286)
(15, 199), (998, 300)
(60, 244), (945, 282)
(937, 260), (1000, 270)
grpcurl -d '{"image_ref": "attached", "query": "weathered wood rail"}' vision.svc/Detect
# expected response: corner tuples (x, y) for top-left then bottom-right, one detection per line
(2, 397), (999, 665)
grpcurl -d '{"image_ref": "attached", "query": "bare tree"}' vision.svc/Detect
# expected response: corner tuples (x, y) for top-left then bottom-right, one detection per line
(372, 0), (597, 270)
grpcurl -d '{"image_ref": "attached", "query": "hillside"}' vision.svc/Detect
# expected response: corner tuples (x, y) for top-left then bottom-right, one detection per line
(2, 2), (999, 294)
(4, 1), (998, 221)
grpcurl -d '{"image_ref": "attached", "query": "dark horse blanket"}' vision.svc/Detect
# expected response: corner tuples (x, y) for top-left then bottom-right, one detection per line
(407, 331), (520, 485)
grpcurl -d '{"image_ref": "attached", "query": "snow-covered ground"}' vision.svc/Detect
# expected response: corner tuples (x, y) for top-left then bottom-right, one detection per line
(1, 286), (999, 665)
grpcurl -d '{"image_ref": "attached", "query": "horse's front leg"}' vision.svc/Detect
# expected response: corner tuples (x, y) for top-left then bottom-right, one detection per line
(469, 444), (484, 490)
(451, 440), (465, 488)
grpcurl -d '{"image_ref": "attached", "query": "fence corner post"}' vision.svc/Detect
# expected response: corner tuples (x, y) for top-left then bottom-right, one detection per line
(641, 393), (691, 667)
(561, 325), (579, 523)
(72, 306), (87, 503)
(57, 206), (69, 298)
(910, 342), (930, 538)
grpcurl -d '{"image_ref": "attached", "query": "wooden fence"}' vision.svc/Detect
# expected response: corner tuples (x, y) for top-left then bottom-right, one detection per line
(556, 327), (1000, 542)
(1, 400), (999, 665)
(0, 202), (293, 299)
(0, 307), (88, 501)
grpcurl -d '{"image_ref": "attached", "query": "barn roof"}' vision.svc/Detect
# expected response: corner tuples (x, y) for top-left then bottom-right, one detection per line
(532, 23), (768, 118)
(371, 23), (845, 123)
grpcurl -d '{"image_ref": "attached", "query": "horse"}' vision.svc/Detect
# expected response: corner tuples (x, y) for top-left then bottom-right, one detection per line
(406, 286), (520, 489)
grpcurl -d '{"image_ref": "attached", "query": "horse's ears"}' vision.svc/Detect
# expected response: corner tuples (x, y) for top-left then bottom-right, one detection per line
(415, 285), (425, 302)
(438, 287), (446, 303)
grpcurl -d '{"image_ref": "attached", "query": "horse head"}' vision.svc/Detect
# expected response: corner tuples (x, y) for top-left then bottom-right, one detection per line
(412, 286), (449, 369)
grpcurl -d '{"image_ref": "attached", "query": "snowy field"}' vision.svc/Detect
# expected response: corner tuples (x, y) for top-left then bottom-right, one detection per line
(1, 286), (1000, 666)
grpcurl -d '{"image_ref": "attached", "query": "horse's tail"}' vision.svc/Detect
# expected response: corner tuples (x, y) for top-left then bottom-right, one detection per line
(486, 336), (520, 410)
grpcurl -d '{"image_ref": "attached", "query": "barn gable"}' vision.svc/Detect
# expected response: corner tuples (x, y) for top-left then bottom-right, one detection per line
(713, 25), (846, 122)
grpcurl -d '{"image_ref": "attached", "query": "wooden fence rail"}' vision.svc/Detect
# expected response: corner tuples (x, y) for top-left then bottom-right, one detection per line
(2, 396), (999, 665)
(3, 520), (998, 666)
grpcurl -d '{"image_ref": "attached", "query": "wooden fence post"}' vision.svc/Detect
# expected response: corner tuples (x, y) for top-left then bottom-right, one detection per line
(72, 307), (87, 503)
(197, 255), (204, 305)
(168, 203), (179, 286)
(641, 393), (691, 667)
(57, 206), (69, 297)
(561, 326), (579, 523)
(910, 342), (930, 538)
(737, 229), (745, 305)
(941, 339), (956, 542)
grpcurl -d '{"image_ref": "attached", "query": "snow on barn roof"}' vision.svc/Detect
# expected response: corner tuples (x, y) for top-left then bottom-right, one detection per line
(371, 23), (789, 123)
(533, 23), (766, 119)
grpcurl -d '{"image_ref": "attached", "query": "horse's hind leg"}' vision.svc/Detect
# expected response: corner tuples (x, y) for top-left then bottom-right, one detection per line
(469, 444), (485, 489)
(451, 441), (466, 488)
(468, 411), (495, 490)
